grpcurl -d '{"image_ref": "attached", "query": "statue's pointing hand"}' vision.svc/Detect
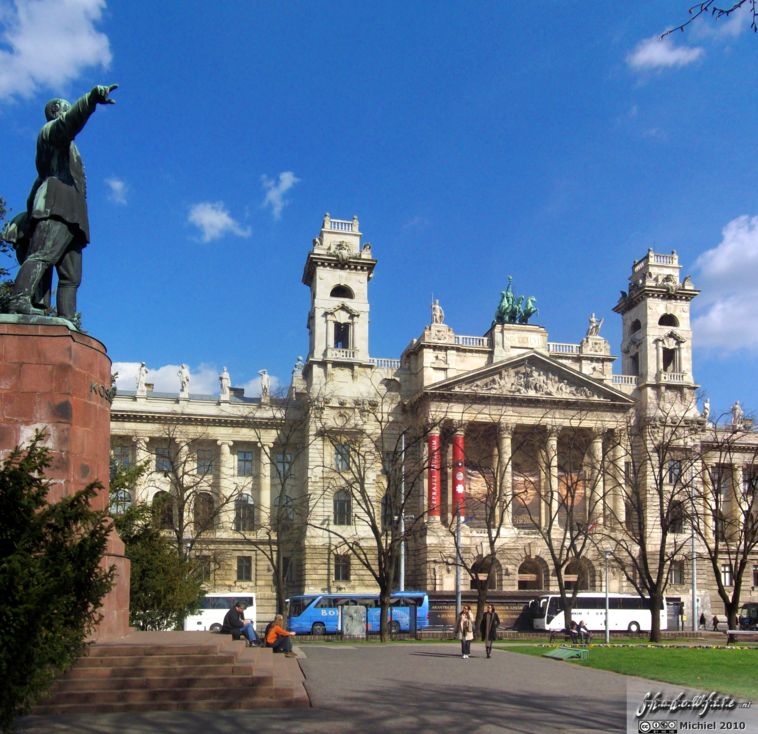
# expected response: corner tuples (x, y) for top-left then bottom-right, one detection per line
(93, 84), (118, 105)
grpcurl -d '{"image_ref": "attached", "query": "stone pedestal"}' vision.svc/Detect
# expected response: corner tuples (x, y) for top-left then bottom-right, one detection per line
(0, 319), (130, 639)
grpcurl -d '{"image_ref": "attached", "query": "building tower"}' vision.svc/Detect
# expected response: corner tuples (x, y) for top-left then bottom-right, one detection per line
(613, 249), (700, 415)
(301, 213), (377, 388)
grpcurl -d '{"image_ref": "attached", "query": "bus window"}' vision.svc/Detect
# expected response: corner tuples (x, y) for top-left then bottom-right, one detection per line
(315, 597), (335, 608)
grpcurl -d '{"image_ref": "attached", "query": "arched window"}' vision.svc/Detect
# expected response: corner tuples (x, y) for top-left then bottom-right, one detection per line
(153, 490), (174, 530)
(194, 491), (215, 533)
(658, 313), (679, 327)
(630, 319), (642, 333)
(234, 493), (255, 532)
(110, 489), (132, 516)
(470, 556), (503, 590)
(330, 285), (354, 299)
(564, 558), (594, 591)
(517, 558), (547, 590)
(333, 490), (352, 525)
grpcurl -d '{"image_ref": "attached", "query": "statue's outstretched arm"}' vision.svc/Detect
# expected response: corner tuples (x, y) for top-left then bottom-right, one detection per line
(48, 84), (118, 145)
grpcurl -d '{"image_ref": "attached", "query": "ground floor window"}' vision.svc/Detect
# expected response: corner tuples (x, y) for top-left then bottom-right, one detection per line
(237, 555), (253, 582)
(334, 553), (351, 582)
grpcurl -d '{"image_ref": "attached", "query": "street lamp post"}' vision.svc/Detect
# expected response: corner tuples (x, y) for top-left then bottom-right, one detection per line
(399, 433), (406, 592)
(454, 508), (461, 619)
(604, 549), (611, 644)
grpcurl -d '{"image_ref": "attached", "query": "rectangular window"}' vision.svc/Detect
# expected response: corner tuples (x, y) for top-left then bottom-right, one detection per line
(743, 468), (758, 497)
(334, 554), (351, 582)
(669, 560), (684, 585)
(753, 565), (758, 588)
(720, 563), (733, 588)
(155, 446), (171, 473)
(335, 444), (350, 471)
(275, 451), (293, 480)
(237, 556), (253, 582)
(666, 460), (682, 485)
(194, 556), (211, 583)
(196, 448), (214, 475)
(237, 450), (254, 477)
(112, 444), (132, 467)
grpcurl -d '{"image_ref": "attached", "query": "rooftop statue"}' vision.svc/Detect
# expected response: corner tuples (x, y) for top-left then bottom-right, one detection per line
(494, 276), (537, 325)
(431, 298), (445, 324)
(586, 313), (604, 337)
(5, 84), (118, 320)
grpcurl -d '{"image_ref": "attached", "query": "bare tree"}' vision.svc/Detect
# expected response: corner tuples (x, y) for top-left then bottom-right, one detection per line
(146, 423), (247, 564)
(310, 378), (439, 641)
(507, 415), (613, 631)
(234, 390), (319, 615)
(596, 403), (699, 642)
(663, 1), (757, 37)
(688, 410), (758, 636)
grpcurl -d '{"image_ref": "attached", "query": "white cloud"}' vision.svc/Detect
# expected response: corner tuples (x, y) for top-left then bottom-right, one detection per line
(187, 201), (251, 243)
(692, 215), (758, 353)
(261, 171), (300, 220)
(105, 176), (127, 205)
(0, 0), (112, 101)
(627, 35), (704, 70)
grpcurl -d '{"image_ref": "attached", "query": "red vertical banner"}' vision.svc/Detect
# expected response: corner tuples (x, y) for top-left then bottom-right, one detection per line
(453, 432), (465, 519)
(428, 433), (441, 518)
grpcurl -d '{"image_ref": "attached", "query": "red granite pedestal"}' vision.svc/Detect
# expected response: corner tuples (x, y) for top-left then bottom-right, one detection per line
(0, 320), (130, 639)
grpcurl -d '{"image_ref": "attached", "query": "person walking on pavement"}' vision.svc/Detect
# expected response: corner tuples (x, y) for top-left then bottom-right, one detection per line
(480, 604), (500, 658)
(456, 607), (474, 659)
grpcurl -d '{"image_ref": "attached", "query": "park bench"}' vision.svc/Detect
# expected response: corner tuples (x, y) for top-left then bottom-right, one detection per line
(724, 629), (758, 643)
(549, 628), (591, 645)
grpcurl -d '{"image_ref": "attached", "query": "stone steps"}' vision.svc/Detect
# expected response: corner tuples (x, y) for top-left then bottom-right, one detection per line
(31, 631), (308, 715)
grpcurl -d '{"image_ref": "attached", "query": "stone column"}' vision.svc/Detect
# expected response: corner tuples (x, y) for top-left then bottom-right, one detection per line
(259, 443), (271, 525)
(217, 440), (234, 531)
(588, 431), (604, 524)
(498, 423), (513, 529)
(452, 429), (465, 519)
(546, 427), (559, 530)
(702, 462), (714, 542)
(427, 432), (441, 520)
(611, 440), (626, 526)
(730, 464), (743, 527)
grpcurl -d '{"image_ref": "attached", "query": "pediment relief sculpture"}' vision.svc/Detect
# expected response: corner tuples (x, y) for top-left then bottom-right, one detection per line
(450, 362), (601, 400)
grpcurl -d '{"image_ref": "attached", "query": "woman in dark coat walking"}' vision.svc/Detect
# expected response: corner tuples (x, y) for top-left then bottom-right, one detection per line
(480, 604), (500, 658)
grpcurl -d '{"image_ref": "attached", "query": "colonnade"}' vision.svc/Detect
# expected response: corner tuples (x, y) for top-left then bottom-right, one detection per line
(424, 421), (628, 532)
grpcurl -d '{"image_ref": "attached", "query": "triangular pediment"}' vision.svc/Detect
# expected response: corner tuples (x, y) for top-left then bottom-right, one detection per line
(426, 352), (633, 405)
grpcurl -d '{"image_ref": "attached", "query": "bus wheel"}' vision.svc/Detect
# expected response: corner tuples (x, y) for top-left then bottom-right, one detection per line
(311, 622), (326, 635)
(390, 621), (401, 634)
(628, 621), (640, 633)
(209, 623), (222, 633)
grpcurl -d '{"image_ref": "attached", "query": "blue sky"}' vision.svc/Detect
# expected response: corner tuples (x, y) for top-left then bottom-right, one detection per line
(1, 1), (756, 417)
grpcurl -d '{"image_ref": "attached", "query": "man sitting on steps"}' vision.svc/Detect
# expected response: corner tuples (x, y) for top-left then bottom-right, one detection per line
(221, 601), (258, 647)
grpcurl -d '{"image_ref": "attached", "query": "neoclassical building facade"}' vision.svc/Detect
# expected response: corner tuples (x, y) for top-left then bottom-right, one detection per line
(110, 215), (758, 625)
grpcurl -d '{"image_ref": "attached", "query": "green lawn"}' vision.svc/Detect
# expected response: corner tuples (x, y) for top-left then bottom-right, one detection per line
(497, 643), (758, 700)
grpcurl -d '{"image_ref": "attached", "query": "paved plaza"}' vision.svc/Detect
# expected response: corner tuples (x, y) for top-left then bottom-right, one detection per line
(17, 641), (677, 734)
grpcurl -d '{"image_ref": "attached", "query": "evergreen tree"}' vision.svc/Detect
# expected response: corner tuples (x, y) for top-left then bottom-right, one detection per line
(0, 435), (113, 732)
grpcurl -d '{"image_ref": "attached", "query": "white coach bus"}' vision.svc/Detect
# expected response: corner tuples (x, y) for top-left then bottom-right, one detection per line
(531, 592), (667, 633)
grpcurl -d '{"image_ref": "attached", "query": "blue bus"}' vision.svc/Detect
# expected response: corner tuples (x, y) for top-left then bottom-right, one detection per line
(286, 591), (430, 635)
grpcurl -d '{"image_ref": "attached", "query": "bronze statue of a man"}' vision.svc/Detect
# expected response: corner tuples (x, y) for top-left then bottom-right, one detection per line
(8, 84), (118, 319)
